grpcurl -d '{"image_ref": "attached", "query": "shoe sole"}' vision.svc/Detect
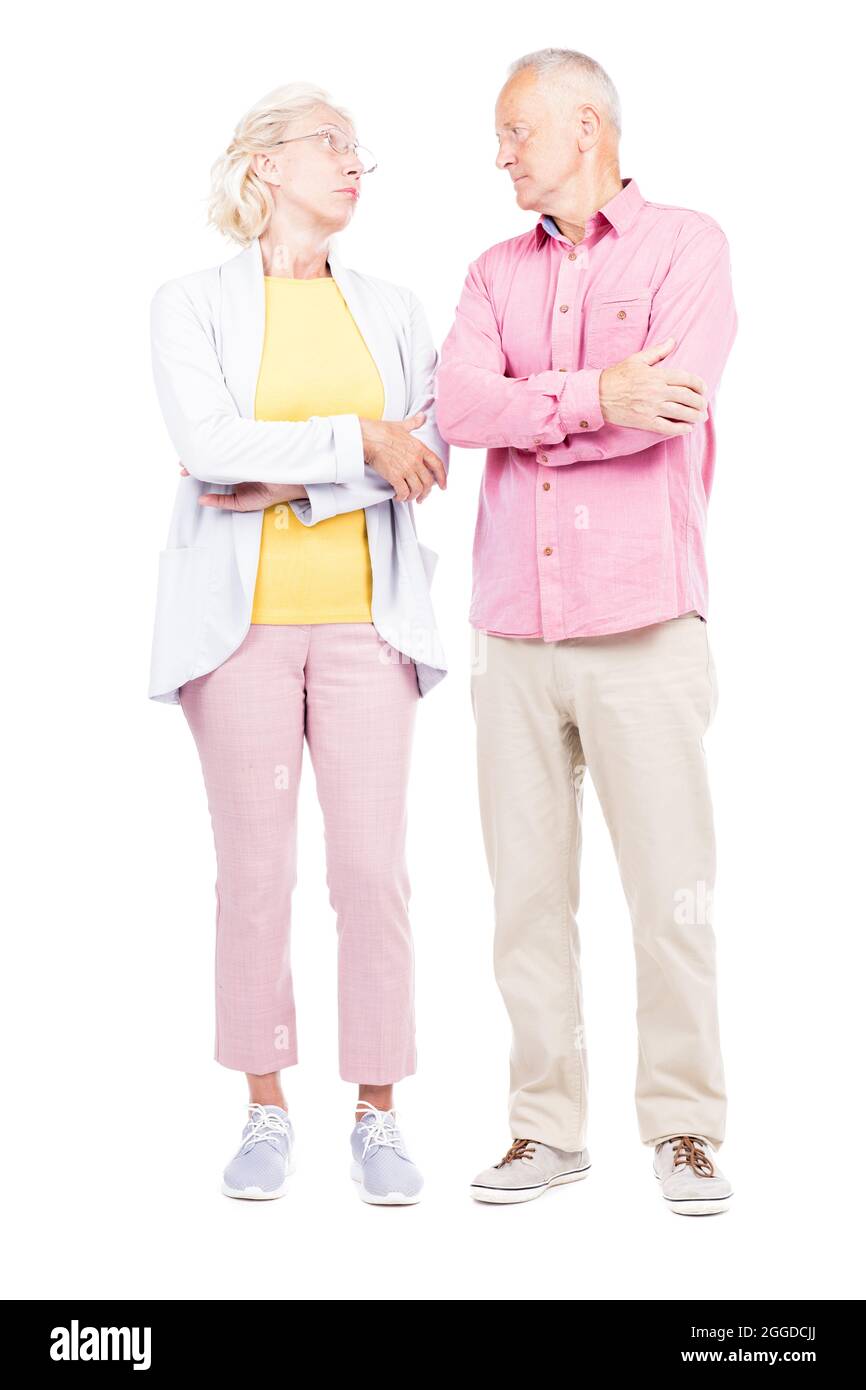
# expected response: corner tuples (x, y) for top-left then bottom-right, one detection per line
(469, 1163), (591, 1204)
(663, 1194), (733, 1216)
(654, 1171), (733, 1215)
(222, 1159), (296, 1200)
(349, 1160), (422, 1205)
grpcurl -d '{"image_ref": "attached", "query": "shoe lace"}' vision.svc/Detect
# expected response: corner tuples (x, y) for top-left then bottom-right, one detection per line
(241, 1103), (290, 1154)
(494, 1138), (536, 1168)
(356, 1102), (401, 1158)
(671, 1134), (715, 1177)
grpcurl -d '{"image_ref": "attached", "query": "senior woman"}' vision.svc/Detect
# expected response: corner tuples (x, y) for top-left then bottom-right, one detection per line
(148, 82), (448, 1204)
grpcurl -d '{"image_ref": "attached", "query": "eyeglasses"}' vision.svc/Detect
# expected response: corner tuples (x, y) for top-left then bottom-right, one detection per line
(272, 124), (377, 175)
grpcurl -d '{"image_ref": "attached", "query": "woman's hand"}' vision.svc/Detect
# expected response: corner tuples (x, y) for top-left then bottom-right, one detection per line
(198, 479), (308, 510)
(360, 412), (447, 503)
(175, 460), (307, 509)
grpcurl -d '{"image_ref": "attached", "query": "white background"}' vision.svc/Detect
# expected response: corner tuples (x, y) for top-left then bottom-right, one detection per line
(3, 0), (864, 1302)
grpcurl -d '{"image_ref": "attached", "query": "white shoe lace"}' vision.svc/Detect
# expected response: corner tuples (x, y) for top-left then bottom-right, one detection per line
(356, 1102), (401, 1158)
(241, 1103), (290, 1154)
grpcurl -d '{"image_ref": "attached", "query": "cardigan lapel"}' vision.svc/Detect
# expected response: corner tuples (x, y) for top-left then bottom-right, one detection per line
(216, 235), (408, 596)
(217, 235), (404, 423)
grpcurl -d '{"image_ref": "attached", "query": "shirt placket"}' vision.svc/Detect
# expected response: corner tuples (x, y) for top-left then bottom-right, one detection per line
(534, 243), (589, 640)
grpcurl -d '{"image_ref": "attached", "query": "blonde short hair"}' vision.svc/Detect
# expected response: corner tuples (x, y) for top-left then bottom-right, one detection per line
(207, 82), (355, 246)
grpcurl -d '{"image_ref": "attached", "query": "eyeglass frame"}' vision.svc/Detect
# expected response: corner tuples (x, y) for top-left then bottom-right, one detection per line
(271, 124), (377, 174)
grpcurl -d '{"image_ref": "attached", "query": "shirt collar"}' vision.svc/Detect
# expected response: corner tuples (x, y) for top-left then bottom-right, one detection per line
(535, 176), (643, 247)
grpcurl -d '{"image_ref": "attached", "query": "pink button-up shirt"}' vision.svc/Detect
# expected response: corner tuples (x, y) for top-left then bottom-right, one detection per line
(435, 177), (738, 639)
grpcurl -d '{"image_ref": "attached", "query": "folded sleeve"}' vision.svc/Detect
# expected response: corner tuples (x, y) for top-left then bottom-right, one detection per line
(289, 466), (393, 526)
(435, 255), (604, 452)
(150, 279), (366, 487)
(291, 286), (449, 526)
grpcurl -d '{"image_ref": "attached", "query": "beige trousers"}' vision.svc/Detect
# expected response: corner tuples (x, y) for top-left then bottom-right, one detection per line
(470, 611), (727, 1152)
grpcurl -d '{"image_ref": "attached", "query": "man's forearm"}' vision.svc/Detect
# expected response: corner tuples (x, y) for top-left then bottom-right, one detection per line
(435, 363), (604, 451)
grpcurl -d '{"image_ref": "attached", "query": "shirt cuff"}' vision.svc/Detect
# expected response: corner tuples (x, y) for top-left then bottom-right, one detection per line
(557, 369), (604, 434)
(332, 414), (365, 484)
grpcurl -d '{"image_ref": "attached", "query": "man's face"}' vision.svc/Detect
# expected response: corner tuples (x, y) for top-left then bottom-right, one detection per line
(494, 70), (584, 213)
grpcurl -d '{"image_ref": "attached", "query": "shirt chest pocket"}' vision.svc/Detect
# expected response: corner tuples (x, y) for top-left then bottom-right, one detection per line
(583, 290), (652, 368)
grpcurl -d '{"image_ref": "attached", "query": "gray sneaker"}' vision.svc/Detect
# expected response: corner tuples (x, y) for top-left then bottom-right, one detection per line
(349, 1103), (423, 1205)
(653, 1134), (733, 1215)
(470, 1137), (591, 1204)
(222, 1103), (295, 1200)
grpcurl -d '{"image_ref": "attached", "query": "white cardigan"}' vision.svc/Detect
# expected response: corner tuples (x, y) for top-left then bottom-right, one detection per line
(147, 235), (449, 703)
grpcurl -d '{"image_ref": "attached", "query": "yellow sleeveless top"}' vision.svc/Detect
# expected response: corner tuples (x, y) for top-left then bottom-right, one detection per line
(250, 274), (384, 624)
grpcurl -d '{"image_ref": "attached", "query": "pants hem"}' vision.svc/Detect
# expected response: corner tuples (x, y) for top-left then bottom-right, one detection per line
(217, 1052), (300, 1075)
(339, 1059), (417, 1086)
(642, 1129), (724, 1149)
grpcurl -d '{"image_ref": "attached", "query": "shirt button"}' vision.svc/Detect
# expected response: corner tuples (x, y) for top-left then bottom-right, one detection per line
(617, 309), (627, 320)
(538, 453), (548, 462)
(542, 481), (551, 490)
(559, 304), (569, 313)
(568, 252), (577, 261)
(543, 547), (553, 556)
(579, 420), (590, 429)
(533, 436), (542, 445)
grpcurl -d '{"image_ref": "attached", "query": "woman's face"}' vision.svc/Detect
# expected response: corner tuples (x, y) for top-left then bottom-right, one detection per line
(263, 104), (364, 232)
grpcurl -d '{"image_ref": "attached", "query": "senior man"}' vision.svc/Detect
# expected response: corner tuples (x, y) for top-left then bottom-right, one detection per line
(436, 48), (738, 1215)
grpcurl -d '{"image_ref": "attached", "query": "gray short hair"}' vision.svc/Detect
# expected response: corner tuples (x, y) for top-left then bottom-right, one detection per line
(506, 49), (622, 137)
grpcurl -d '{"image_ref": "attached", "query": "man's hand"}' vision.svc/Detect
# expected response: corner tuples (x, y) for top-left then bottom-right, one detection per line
(195, 480), (308, 511)
(599, 337), (708, 436)
(359, 411), (447, 503)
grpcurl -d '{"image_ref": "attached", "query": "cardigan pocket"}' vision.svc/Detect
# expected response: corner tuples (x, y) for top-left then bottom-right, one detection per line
(417, 542), (439, 587)
(150, 545), (212, 693)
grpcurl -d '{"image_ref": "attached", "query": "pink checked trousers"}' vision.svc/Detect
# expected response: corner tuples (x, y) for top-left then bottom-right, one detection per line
(179, 622), (420, 1081)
